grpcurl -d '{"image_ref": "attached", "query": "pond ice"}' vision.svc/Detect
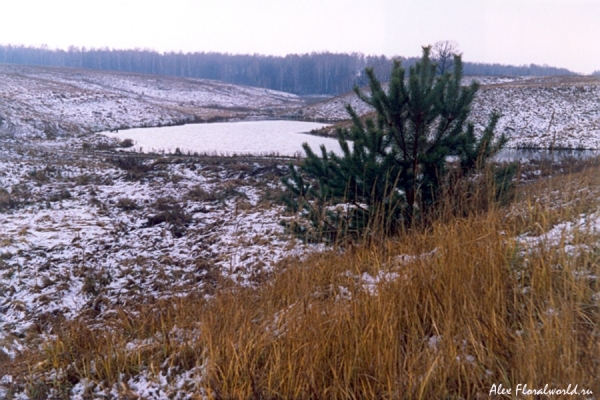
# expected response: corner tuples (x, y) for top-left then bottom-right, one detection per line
(102, 120), (343, 156)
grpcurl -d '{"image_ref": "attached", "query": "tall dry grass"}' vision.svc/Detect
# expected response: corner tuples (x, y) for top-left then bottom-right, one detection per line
(15, 163), (600, 398)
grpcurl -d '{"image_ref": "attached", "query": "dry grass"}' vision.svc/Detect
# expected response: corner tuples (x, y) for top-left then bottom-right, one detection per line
(9, 163), (600, 398)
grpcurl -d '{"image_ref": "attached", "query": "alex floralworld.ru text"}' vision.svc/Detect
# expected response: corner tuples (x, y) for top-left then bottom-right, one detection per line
(489, 383), (592, 396)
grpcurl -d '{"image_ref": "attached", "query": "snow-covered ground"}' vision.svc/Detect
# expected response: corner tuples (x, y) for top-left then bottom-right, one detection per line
(1, 65), (600, 397)
(294, 75), (600, 149)
(0, 68), (598, 352)
(470, 78), (600, 149)
(3, 140), (598, 397)
(0, 142), (322, 371)
(2, 65), (599, 149)
(0, 64), (305, 139)
(291, 77), (535, 122)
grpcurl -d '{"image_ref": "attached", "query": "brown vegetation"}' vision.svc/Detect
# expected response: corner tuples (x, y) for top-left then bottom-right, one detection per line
(7, 160), (600, 399)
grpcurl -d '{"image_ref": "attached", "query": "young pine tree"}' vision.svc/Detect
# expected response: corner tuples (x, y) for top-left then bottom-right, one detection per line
(282, 46), (508, 243)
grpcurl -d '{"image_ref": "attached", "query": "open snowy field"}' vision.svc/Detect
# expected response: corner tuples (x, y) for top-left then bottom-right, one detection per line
(297, 75), (600, 149)
(0, 64), (305, 139)
(1, 139), (598, 398)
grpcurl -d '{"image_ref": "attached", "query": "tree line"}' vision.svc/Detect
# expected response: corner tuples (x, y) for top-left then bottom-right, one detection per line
(0, 44), (577, 95)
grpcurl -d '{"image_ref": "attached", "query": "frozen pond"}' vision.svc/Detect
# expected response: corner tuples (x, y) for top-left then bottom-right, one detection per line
(102, 120), (341, 156)
(495, 148), (600, 162)
(102, 121), (600, 162)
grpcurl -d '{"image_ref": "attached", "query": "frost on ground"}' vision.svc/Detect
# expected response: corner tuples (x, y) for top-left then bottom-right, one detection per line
(1, 65), (600, 398)
(0, 64), (305, 139)
(2, 65), (600, 150)
(0, 141), (320, 371)
(519, 211), (600, 255)
(292, 77), (532, 121)
(470, 76), (600, 149)
(294, 75), (600, 150)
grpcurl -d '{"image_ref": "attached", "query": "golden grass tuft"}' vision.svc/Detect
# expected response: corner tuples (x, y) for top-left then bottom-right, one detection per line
(12, 162), (600, 398)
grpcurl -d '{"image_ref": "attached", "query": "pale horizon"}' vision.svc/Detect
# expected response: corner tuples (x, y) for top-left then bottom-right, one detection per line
(1, 0), (598, 74)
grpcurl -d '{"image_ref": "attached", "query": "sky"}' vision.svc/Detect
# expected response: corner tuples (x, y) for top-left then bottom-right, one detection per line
(0, 0), (598, 74)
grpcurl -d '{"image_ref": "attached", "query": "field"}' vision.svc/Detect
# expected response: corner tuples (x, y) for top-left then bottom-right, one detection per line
(0, 65), (599, 398)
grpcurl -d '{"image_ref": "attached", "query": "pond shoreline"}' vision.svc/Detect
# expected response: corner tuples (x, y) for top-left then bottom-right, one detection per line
(101, 119), (339, 157)
(100, 118), (600, 162)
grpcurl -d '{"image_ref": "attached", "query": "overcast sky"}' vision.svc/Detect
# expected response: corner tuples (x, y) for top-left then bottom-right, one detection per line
(1, 0), (598, 74)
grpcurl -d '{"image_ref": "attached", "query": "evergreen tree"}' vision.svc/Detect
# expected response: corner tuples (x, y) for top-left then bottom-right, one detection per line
(282, 46), (508, 242)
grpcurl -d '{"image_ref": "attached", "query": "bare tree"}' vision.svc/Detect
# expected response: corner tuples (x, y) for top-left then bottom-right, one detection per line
(432, 40), (460, 75)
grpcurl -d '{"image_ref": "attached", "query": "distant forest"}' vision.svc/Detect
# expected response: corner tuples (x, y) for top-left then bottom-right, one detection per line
(0, 45), (577, 95)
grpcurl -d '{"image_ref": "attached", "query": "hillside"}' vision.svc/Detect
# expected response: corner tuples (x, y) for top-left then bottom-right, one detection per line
(297, 75), (600, 149)
(2, 142), (599, 398)
(0, 64), (304, 139)
(2, 65), (600, 149)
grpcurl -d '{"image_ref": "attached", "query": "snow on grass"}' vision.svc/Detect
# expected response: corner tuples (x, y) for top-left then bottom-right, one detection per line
(0, 143), (322, 365)
(2, 66), (600, 397)
(295, 75), (600, 149)
(469, 81), (600, 149)
(292, 77), (534, 122)
(2, 65), (599, 150)
(518, 211), (600, 255)
(0, 64), (305, 139)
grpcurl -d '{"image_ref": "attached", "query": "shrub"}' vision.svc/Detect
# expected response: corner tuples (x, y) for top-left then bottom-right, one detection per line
(185, 185), (217, 202)
(48, 188), (72, 202)
(94, 142), (117, 151)
(28, 169), (49, 184)
(119, 138), (135, 148)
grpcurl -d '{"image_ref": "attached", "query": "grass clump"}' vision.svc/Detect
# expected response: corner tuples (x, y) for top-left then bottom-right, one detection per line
(185, 182), (246, 203)
(0, 187), (17, 211)
(145, 196), (191, 238)
(12, 162), (600, 398)
(195, 209), (598, 398)
(115, 197), (138, 211)
(47, 188), (72, 202)
(184, 185), (217, 202)
(27, 169), (49, 185)
(109, 156), (153, 181)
